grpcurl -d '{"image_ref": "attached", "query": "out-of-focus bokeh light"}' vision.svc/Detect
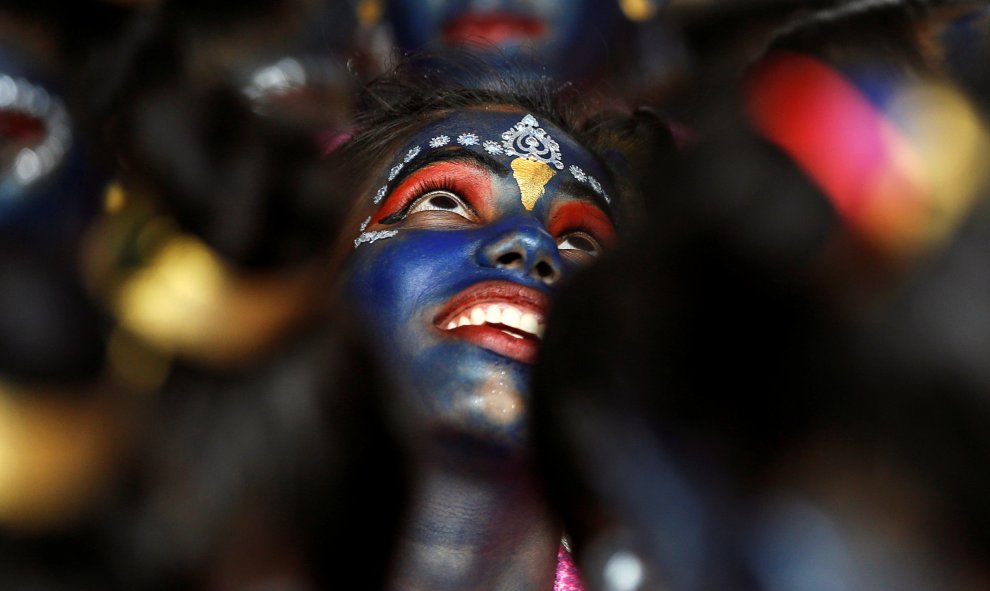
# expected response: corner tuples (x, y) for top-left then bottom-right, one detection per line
(0, 73), (72, 196)
(0, 381), (119, 530)
(85, 184), (322, 370)
(746, 51), (989, 260)
(887, 83), (989, 252)
(357, 0), (384, 27)
(603, 549), (646, 591)
(620, 0), (663, 23)
(102, 179), (127, 214)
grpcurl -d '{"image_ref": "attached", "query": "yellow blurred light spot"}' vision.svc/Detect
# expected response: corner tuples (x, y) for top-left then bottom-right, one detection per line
(620, 0), (659, 21)
(103, 183), (127, 214)
(888, 83), (990, 253)
(111, 230), (316, 366)
(90, 188), (322, 367)
(117, 235), (227, 356)
(357, 0), (383, 27)
(0, 383), (115, 529)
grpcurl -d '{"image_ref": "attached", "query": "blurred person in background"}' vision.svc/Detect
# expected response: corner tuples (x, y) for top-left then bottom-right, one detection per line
(531, 1), (990, 589)
(356, 0), (682, 96)
(0, 1), (122, 554)
(377, 0), (627, 84)
(0, 2), (407, 589)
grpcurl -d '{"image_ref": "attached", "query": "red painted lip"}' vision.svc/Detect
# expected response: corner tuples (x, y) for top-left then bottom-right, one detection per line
(434, 280), (549, 365)
(441, 12), (547, 46)
(0, 110), (45, 145)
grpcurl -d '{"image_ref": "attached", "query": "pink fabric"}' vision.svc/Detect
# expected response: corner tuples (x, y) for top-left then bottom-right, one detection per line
(554, 543), (584, 591)
(318, 128), (353, 157)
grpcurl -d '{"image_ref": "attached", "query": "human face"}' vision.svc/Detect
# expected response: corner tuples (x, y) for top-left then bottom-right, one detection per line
(341, 110), (617, 449)
(383, 0), (623, 81)
(0, 38), (101, 249)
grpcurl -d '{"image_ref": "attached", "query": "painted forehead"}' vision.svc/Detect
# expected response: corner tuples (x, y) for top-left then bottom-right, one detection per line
(370, 110), (615, 208)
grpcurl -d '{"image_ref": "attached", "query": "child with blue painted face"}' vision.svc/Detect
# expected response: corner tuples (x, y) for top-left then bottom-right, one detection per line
(330, 60), (648, 590)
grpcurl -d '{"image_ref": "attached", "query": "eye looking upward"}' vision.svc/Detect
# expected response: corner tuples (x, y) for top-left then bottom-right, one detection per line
(557, 232), (602, 259)
(407, 190), (475, 220)
(548, 199), (615, 265)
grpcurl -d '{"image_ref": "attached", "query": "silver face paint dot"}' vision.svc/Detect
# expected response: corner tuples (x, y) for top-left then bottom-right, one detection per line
(457, 132), (479, 146)
(374, 185), (388, 204)
(429, 135), (451, 148)
(483, 140), (503, 155)
(388, 162), (404, 181)
(569, 165), (587, 182)
(404, 145), (421, 162)
(567, 163), (612, 204)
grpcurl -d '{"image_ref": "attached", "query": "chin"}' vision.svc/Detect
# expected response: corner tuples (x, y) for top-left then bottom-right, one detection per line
(410, 341), (536, 457)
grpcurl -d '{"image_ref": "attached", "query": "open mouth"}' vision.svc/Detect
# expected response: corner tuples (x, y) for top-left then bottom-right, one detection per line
(0, 75), (71, 187)
(434, 280), (548, 364)
(441, 12), (547, 46)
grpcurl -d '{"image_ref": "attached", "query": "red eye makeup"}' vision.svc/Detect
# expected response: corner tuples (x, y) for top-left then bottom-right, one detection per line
(547, 200), (616, 248)
(372, 160), (496, 226)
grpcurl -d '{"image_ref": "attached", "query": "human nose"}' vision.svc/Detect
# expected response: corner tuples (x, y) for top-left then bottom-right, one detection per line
(477, 219), (562, 286)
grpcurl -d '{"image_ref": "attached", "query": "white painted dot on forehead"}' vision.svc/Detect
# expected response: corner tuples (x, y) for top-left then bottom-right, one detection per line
(568, 165), (612, 204)
(429, 135), (450, 148)
(388, 162), (405, 181)
(483, 140), (503, 155)
(457, 132), (479, 146)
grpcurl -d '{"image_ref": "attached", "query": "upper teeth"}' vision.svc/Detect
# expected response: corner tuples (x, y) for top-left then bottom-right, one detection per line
(445, 304), (544, 338)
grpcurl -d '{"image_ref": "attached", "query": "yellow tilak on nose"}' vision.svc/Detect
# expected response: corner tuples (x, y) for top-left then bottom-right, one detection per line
(511, 157), (556, 211)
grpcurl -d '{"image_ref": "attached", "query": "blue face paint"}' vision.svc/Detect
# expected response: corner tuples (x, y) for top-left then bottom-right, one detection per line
(383, 0), (624, 82)
(0, 39), (106, 251)
(341, 110), (617, 447)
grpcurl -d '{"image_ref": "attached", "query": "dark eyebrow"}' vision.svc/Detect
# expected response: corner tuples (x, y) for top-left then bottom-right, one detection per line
(558, 179), (615, 221)
(386, 146), (510, 191)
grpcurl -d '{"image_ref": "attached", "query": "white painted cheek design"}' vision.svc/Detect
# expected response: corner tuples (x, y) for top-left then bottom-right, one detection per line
(354, 230), (399, 248)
